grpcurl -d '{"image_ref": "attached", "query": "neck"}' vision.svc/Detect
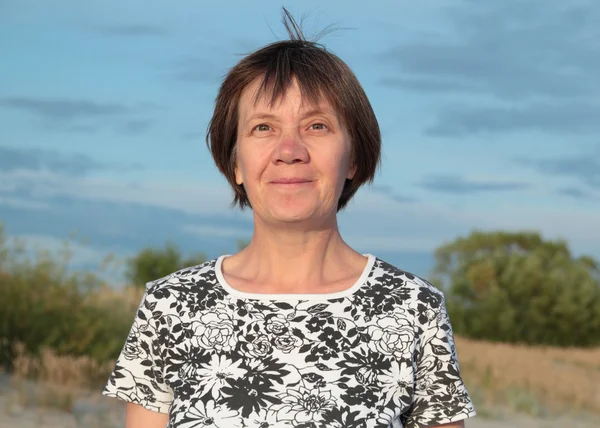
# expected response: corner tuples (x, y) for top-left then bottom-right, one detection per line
(227, 216), (366, 293)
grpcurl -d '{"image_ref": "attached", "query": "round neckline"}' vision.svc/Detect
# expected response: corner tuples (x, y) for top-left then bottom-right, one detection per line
(215, 254), (376, 301)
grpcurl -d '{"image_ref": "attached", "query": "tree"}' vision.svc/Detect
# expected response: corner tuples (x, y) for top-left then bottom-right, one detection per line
(430, 230), (600, 347)
(125, 242), (207, 288)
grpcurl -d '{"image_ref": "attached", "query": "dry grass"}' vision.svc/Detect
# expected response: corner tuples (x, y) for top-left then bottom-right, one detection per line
(85, 285), (143, 311)
(9, 343), (115, 412)
(455, 336), (600, 415)
(3, 280), (599, 418)
(1, 284), (141, 414)
(9, 333), (600, 417)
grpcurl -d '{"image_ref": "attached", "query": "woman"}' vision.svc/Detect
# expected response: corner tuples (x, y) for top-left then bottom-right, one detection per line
(103, 9), (477, 428)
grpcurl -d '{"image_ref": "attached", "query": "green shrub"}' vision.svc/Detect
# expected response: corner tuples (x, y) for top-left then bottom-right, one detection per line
(124, 241), (207, 288)
(431, 230), (600, 347)
(0, 225), (133, 369)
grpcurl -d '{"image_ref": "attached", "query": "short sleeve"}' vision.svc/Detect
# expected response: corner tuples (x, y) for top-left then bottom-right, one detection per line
(403, 291), (477, 427)
(102, 284), (173, 414)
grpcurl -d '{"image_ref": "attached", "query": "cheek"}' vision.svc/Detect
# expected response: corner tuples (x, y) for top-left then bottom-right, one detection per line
(325, 149), (352, 179)
(235, 146), (269, 182)
(235, 144), (251, 176)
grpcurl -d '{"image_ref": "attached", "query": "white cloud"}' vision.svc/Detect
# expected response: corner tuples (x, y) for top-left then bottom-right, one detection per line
(341, 191), (476, 250)
(0, 196), (51, 210)
(1, 169), (598, 260)
(0, 169), (235, 215)
(472, 206), (600, 257)
(4, 232), (132, 287)
(343, 186), (600, 257)
(6, 233), (112, 268)
(182, 224), (252, 239)
(343, 235), (443, 253)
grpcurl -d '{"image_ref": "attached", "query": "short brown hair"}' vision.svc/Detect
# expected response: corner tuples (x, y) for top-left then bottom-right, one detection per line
(206, 8), (381, 211)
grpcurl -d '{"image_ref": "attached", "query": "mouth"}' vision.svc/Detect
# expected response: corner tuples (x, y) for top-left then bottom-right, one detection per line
(271, 178), (313, 185)
(270, 178), (314, 190)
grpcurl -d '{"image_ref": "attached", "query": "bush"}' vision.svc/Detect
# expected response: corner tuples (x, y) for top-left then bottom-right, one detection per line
(0, 226), (215, 373)
(124, 241), (207, 288)
(0, 226), (135, 370)
(431, 230), (600, 347)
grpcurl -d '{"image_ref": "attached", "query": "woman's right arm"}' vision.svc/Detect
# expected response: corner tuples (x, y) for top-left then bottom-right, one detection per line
(126, 402), (169, 428)
(101, 283), (174, 427)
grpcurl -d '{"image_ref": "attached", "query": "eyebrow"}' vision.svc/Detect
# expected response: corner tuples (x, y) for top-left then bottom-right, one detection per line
(301, 108), (337, 120)
(245, 113), (279, 122)
(245, 108), (338, 123)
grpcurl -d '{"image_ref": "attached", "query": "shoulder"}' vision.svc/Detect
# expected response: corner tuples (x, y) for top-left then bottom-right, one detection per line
(144, 258), (220, 296)
(372, 257), (446, 309)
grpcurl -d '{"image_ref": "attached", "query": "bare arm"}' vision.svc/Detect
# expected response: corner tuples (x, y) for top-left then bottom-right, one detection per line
(430, 421), (465, 428)
(126, 403), (169, 428)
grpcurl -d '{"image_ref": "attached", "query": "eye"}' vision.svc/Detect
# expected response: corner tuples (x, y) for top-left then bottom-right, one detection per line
(253, 124), (271, 132)
(309, 123), (328, 131)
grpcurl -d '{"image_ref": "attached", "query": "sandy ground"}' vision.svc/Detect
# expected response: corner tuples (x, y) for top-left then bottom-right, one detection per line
(1, 375), (598, 427)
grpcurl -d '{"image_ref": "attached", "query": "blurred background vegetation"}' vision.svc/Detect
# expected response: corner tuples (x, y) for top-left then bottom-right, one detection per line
(1, 222), (599, 416)
(431, 230), (600, 347)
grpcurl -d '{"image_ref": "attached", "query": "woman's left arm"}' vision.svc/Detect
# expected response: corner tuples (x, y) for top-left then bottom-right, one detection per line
(431, 421), (465, 428)
(401, 282), (477, 428)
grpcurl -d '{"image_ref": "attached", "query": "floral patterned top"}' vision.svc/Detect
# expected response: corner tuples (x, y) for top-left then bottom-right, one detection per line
(103, 254), (476, 427)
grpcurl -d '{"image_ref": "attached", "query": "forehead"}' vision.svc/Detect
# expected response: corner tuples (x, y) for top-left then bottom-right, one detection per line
(238, 77), (338, 117)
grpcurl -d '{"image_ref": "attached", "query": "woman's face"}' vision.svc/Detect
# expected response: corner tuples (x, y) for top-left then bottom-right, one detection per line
(235, 77), (356, 226)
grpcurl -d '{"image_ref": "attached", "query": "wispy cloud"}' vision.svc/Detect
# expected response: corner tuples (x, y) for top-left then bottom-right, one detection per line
(94, 24), (170, 37)
(1, 169), (599, 271)
(418, 174), (529, 194)
(167, 55), (225, 83)
(0, 169), (234, 216)
(0, 146), (104, 176)
(8, 233), (112, 267)
(378, 0), (600, 136)
(0, 97), (162, 134)
(0, 97), (129, 121)
(425, 102), (600, 136)
(516, 154), (600, 189)
(116, 119), (155, 135)
(555, 187), (599, 201)
(378, 77), (478, 93)
(0, 196), (51, 211)
(0, 146), (142, 177)
(371, 184), (417, 203)
(0, 175), (253, 262)
(381, 0), (599, 100)
(183, 224), (252, 239)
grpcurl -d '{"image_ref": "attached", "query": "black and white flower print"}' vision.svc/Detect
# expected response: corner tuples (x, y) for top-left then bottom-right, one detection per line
(180, 399), (242, 428)
(189, 303), (238, 352)
(103, 256), (477, 427)
(195, 354), (246, 399)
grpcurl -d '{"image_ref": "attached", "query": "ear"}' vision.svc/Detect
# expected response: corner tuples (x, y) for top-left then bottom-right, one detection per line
(235, 165), (243, 185)
(346, 164), (357, 180)
(233, 144), (244, 185)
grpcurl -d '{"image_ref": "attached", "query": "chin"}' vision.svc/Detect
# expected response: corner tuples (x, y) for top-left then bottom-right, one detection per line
(266, 203), (321, 224)
(269, 209), (314, 224)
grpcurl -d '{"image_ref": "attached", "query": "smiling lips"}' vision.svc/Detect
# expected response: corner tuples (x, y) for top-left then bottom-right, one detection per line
(272, 177), (312, 184)
(270, 178), (313, 188)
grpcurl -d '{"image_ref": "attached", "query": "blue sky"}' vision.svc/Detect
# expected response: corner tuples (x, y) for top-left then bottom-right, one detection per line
(1, 0), (599, 284)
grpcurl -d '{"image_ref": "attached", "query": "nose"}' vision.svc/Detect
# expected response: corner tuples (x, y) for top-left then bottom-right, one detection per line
(272, 131), (309, 164)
